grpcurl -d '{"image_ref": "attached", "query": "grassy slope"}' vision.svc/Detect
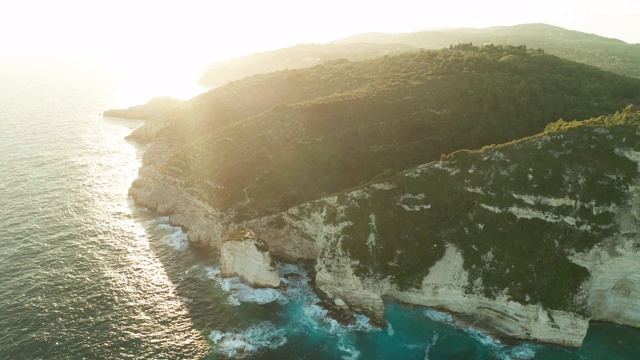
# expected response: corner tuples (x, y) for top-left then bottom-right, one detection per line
(156, 45), (640, 224)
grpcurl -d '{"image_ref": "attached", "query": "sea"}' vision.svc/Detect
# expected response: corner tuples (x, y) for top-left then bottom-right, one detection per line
(0, 57), (639, 360)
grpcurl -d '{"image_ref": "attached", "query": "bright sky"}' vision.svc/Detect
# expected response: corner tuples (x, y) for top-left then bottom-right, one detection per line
(2, 0), (639, 105)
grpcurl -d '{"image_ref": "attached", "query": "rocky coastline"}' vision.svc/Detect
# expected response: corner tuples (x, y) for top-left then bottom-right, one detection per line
(127, 117), (640, 348)
(220, 229), (281, 288)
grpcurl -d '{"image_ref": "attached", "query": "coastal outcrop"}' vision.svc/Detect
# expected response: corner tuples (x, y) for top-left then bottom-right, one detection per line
(220, 229), (281, 288)
(211, 111), (637, 347)
(125, 44), (640, 348)
(300, 113), (640, 347)
(130, 110), (640, 347)
(104, 96), (183, 120)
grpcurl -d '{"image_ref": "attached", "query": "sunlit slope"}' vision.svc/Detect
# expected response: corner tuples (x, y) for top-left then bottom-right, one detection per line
(336, 23), (640, 78)
(311, 108), (640, 315)
(143, 45), (640, 222)
(129, 57), (387, 143)
(197, 43), (416, 87)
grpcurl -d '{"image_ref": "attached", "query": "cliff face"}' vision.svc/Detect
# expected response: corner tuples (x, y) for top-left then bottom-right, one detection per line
(125, 46), (640, 347)
(220, 229), (281, 288)
(261, 114), (640, 347)
(315, 243), (589, 347)
(129, 110), (640, 346)
(570, 172), (640, 328)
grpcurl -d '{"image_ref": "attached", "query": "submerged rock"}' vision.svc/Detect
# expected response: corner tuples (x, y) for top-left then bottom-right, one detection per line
(220, 229), (281, 288)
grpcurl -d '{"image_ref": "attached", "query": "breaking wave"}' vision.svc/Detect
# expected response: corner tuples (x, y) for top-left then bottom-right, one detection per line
(209, 321), (287, 358)
(421, 308), (538, 359)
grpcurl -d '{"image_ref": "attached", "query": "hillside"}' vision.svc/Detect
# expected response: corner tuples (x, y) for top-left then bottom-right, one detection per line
(128, 45), (640, 346)
(197, 43), (415, 87)
(196, 24), (640, 90)
(259, 107), (640, 346)
(335, 23), (640, 78)
(132, 45), (640, 222)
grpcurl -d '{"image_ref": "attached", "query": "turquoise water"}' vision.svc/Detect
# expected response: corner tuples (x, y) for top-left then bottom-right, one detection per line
(0, 58), (638, 359)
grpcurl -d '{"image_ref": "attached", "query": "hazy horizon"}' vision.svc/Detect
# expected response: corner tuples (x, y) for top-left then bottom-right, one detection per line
(2, 0), (639, 106)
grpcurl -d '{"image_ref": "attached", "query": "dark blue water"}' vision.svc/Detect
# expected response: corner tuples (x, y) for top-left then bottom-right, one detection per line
(0, 58), (638, 359)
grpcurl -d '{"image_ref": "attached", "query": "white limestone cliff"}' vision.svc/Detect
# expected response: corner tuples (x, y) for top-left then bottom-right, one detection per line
(128, 143), (320, 259)
(315, 243), (589, 347)
(127, 127), (640, 348)
(220, 229), (281, 288)
(570, 180), (640, 329)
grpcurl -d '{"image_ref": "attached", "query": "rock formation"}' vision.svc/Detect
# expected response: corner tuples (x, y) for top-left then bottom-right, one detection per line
(220, 229), (281, 288)
(130, 111), (640, 346)
(296, 115), (640, 347)
(123, 44), (640, 347)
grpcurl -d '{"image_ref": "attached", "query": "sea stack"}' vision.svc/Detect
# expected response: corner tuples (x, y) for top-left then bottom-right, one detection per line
(220, 229), (281, 287)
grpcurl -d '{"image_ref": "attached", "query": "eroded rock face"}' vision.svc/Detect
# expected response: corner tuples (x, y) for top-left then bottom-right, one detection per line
(128, 103), (640, 348)
(570, 179), (640, 328)
(315, 243), (589, 347)
(220, 229), (281, 288)
(285, 119), (640, 347)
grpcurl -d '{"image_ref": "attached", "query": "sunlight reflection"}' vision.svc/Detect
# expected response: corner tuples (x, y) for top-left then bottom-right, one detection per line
(85, 118), (209, 355)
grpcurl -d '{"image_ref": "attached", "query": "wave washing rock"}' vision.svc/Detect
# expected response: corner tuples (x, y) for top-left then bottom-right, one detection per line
(130, 66), (640, 346)
(220, 229), (281, 288)
(128, 152), (320, 259)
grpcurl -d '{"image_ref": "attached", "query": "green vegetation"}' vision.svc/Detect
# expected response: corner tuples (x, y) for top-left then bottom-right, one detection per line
(132, 26), (640, 319)
(330, 107), (640, 315)
(197, 43), (416, 87)
(155, 45), (640, 224)
(336, 23), (640, 79)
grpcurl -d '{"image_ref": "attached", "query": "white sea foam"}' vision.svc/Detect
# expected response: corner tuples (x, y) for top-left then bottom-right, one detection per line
(277, 262), (308, 280)
(232, 287), (283, 306)
(423, 332), (439, 360)
(338, 337), (361, 360)
(423, 308), (453, 323)
(464, 327), (539, 360)
(504, 344), (537, 360)
(226, 295), (242, 306)
(144, 216), (170, 225)
(205, 266), (285, 305)
(178, 296), (193, 303)
(160, 230), (189, 251)
(156, 223), (178, 231)
(209, 321), (287, 358)
(466, 328), (502, 348)
(421, 308), (537, 359)
(206, 261), (381, 359)
(184, 264), (199, 274)
(403, 342), (424, 351)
